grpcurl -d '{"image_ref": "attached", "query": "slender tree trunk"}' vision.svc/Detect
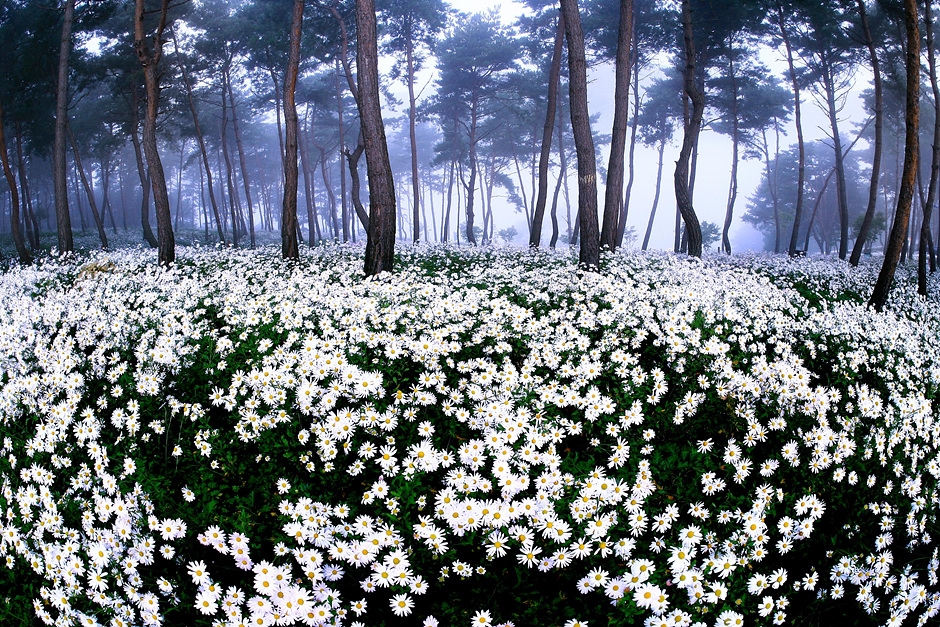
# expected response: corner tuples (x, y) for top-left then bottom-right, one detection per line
(778, 3), (807, 257)
(14, 125), (39, 250)
(920, 0), (940, 294)
(227, 70), (256, 248)
(761, 127), (782, 253)
(466, 99), (479, 245)
(220, 73), (240, 246)
(281, 0), (303, 260)
(722, 54), (739, 255)
(174, 141), (184, 230)
(443, 159), (454, 242)
(358, 0), (397, 275)
(674, 0), (704, 257)
(871, 0), (919, 310)
(320, 150), (340, 240)
(618, 54), (640, 247)
(300, 107), (320, 245)
(335, 58), (349, 242)
(601, 0), (633, 251)
(269, 62), (286, 168)
(130, 83), (158, 249)
(173, 29), (224, 244)
(100, 155), (118, 234)
(53, 0), (75, 254)
(850, 0), (884, 266)
(402, 26), (421, 243)
(0, 98), (30, 263)
(531, 10), (565, 247)
(134, 0), (175, 265)
(642, 134), (666, 251)
(560, 0), (600, 267)
(67, 124), (108, 249)
(819, 54), (850, 260)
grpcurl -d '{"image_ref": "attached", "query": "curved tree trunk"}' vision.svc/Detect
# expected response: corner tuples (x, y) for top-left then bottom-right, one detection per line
(530, 9), (564, 248)
(674, 0), (703, 257)
(560, 0), (600, 268)
(281, 0), (303, 260)
(601, 0), (633, 251)
(642, 134), (666, 251)
(130, 83), (158, 249)
(722, 53), (740, 255)
(53, 0), (75, 255)
(358, 0), (397, 275)
(870, 0), (919, 311)
(68, 124), (108, 249)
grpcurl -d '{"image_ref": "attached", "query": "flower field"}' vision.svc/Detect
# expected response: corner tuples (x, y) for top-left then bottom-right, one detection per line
(1, 245), (939, 627)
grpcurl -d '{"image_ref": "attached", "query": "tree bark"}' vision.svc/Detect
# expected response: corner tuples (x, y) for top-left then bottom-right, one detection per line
(618, 51), (640, 247)
(674, 0), (703, 258)
(0, 98), (30, 263)
(560, 0), (600, 268)
(14, 124), (39, 250)
(129, 83), (158, 248)
(820, 53), (850, 260)
(722, 51), (739, 255)
(335, 59), (350, 241)
(134, 0), (175, 265)
(358, 0), (397, 275)
(53, 0), (75, 254)
(601, 0), (633, 251)
(227, 67), (256, 248)
(870, 0), (919, 311)
(220, 71), (240, 246)
(531, 9), (565, 247)
(281, 0), (303, 260)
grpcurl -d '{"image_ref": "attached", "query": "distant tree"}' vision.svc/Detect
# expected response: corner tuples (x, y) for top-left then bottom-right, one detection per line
(497, 225), (518, 244)
(700, 220), (721, 250)
(870, 0), (918, 311)
(379, 0), (447, 244)
(358, 0), (397, 275)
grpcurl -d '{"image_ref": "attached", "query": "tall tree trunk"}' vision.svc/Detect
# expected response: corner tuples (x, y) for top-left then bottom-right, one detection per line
(100, 155), (118, 234)
(320, 150), (339, 240)
(722, 53), (739, 255)
(820, 54), (850, 260)
(227, 69), (256, 248)
(358, 0), (397, 275)
(850, 0), (884, 266)
(67, 124), (108, 249)
(173, 29), (225, 244)
(761, 126), (783, 253)
(0, 98), (30, 263)
(130, 83), (158, 249)
(174, 141), (185, 230)
(642, 134), (666, 251)
(531, 10), (565, 247)
(920, 0), (940, 295)
(220, 72), (240, 246)
(674, 0), (704, 257)
(134, 0), (174, 265)
(14, 124), (39, 250)
(281, 0), (303, 260)
(466, 99), (479, 245)
(560, 0), (600, 267)
(335, 59), (350, 242)
(601, 0), (633, 251)
(778, 2), (807, 257)
(53, 0), (75, 254)
(403, 24), (421, 243)
(300, 107), (320, 245)
(443, 159), (454, 242)
(871, 0), (919, 311)
(618, 52), (640, 247)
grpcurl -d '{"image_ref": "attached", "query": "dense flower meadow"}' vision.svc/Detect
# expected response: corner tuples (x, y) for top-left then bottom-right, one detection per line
(1, 244), (939, 627)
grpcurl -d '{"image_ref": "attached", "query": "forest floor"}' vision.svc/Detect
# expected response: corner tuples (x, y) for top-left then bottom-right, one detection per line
(1, 244), (938, 627)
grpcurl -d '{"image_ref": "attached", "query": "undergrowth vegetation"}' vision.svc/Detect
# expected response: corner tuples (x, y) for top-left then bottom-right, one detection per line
(1, 245), (939, 627)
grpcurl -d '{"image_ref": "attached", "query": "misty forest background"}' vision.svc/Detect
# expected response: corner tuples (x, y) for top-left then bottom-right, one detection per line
(0, 0), (937, 280)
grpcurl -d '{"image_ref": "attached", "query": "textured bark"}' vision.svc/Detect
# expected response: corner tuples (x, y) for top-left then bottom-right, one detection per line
(870, 0), (919, 311)
(850, 0), (883, 266)
(778, 3), (806, 257)
(134, 0), (174, 265)
(358, 0), (397, 275)
(0, 98), (30, 263)
(560, 0), (600, 268)
(601, 0), (633, 251)
(530, 9), (565, 247)
(53, 0), (75, 254)
(129, 83), (158, 249)
(281, 0), (303, 260)
(673, 0), (703, 258)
